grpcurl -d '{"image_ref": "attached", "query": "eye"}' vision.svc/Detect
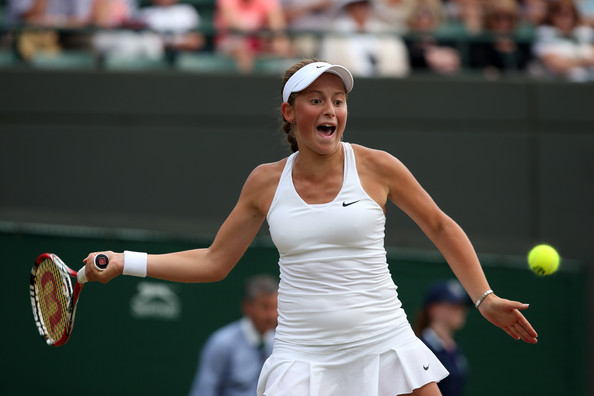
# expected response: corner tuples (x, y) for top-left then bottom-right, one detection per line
(311, 98), (322, 104)
(334, 99), (343, 106)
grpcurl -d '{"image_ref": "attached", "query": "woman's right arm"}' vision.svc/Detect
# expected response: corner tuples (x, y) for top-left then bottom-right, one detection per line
(82, 162), (282, 284)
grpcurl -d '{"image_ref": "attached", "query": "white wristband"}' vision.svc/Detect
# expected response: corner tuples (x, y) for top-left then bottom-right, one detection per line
(123, 250), (148, 278)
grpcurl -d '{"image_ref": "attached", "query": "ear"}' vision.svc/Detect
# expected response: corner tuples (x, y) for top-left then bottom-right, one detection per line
(241, 300), (252, 316)
(281, 101), (294, 123)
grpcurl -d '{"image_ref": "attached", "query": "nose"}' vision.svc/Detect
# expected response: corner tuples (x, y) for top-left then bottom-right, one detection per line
(323, 101), (336, 117)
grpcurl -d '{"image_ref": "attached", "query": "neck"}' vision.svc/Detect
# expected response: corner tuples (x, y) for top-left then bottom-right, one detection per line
(430, 323), (456, 350)
(294, 142), (344, 169)
(294, 143), (343, 177)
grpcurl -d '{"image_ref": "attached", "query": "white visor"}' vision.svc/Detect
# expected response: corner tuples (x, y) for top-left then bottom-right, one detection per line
(282, 62), (354, 103)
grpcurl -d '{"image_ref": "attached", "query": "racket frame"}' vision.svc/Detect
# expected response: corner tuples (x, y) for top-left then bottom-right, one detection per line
(30, 253), (84, 346)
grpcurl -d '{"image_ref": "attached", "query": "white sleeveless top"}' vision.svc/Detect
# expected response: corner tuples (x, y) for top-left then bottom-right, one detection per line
(266, 142), (406, 346)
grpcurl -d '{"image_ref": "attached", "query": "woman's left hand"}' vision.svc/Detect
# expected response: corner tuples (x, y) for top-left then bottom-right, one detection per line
(478, 293), (538, 344)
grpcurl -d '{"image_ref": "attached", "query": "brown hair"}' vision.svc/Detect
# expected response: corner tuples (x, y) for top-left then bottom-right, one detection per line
(413, 307), (431, 337)
(545, 0), (580, 28)
(280, 58), (320, 153)
(484, 0), (519, 31)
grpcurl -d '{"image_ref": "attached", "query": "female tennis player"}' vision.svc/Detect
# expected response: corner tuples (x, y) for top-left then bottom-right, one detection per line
(84, 58), (538, 396)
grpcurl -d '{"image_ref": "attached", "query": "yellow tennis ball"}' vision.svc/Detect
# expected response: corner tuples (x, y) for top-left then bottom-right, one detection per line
(528, 244), (560, 276)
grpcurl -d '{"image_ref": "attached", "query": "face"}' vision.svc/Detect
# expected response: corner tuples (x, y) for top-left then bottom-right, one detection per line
(409, 7), (438, 32)
(552, 5), (577, 34)
(428, 302), (468, 331)
(242, 292), (278, 335)
(346, 1), (371, 24)
(282, 73), (348, 156)
(489, 11), (517, 33)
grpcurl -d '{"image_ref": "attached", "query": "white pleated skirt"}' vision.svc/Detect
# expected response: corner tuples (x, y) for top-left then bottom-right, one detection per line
(257, 322), (449, 396)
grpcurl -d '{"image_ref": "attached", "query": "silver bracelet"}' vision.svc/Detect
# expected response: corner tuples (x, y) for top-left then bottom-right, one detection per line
(475, 289), (493, 308)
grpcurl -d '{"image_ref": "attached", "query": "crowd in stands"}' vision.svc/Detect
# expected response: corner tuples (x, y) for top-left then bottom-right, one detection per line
(1, 0), (594, 81)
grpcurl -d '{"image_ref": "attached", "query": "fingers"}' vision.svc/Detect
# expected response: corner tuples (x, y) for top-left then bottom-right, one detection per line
(504, 321), (538, 344)
(82, 251), (116, 284)
(519, 312), (537, 333)
(510, 302), (539, 342)
(511, 301), (530, 311)
(512, 304), (538, 343)
(504, 313), (538, 344)
(514, 322), (536, 343)
(502, 326), (518, 340)
(82, 252), (99, 282)
(517, 316), (538, 343)
(481, 296), (538, 344)
(83, 253), (94, 265)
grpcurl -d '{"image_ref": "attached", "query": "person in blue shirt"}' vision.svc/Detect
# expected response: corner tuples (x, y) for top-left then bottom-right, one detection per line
(414, 280), (473, 396)
(189, 274), (279, 396)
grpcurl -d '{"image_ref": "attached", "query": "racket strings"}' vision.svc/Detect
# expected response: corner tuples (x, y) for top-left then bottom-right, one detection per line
(34, 258), (71, 342)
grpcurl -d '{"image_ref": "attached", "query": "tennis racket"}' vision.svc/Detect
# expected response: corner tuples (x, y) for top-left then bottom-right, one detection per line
(30, 252), (109, 346)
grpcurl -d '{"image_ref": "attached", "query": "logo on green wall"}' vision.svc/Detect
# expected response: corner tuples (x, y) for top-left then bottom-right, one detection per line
(130, 281), (181, 320)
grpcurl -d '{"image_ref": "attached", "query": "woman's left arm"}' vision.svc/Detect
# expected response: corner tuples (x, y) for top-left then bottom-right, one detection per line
(362, 147), (538, 343)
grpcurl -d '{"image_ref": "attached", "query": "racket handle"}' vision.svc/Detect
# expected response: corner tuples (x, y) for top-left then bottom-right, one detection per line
(94, 254), (109, 271)
(77, 254), (109, 284)
(77, 266), (88, 284)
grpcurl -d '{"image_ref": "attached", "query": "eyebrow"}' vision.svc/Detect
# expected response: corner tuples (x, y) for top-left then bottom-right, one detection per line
(303, 89), (346, 96)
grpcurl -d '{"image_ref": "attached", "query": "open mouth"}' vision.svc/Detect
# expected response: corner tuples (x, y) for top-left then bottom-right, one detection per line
(317, 123), (336, 137)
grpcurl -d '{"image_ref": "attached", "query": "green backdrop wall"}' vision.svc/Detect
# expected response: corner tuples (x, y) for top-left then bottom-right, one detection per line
(1, 69), (592, 394)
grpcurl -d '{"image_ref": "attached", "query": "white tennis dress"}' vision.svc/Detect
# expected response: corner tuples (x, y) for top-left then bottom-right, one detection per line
(259, 142), (448, 396)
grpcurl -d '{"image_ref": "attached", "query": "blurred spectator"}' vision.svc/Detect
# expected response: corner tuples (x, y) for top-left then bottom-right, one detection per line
(6, 0), (95, 60)
(575, 0), (594, 26)
(189, 274), (278, 396)
(442, 0), (485, 33)
(91, 0), (167, 63)
(414, 280), (472, 396)
(532, 0), (594, 81)
(405, 0), (461, 75)
(92, 0), (203, 65)
(373, 0), (417, 34)
(470, 0), (532, 78)
(137, 0), (205, 62)
(319, 0), (410, 77)
(521, 0), (549, 27)
(459, 0), (485, 34)
(89, 0), (137, 28)
(441, 0), (462, 22)
(6, 0), (92, 26)
(280, 0), (335, 57)
(214, 0), (294, 73)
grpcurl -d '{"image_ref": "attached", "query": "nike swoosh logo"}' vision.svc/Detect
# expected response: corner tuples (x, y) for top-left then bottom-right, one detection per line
(423, 364), (430, 371)
(342, 200), (360, 207)
(316, 65), (324, 68)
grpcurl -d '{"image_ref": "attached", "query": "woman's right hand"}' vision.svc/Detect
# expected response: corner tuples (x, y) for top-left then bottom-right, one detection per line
(82, 251), (124, 284)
